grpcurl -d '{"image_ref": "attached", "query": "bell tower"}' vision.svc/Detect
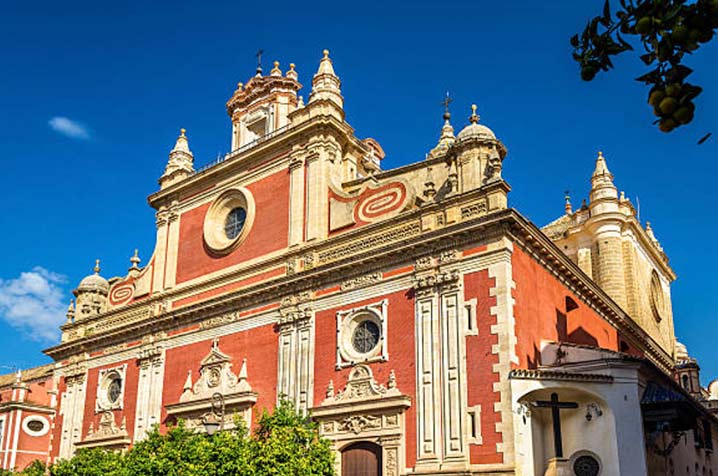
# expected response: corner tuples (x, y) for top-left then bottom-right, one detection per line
(543, 152), (678, 356)
(226, 57), (302, 151)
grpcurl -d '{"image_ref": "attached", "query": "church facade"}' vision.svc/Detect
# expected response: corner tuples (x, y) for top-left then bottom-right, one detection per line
(1, 50), (717, 476)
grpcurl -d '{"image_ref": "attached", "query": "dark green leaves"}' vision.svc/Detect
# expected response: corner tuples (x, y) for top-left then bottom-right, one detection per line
(571, 0), (717, 131)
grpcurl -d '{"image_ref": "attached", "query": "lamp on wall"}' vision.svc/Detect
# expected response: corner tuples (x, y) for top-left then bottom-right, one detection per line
(202, 392), (225, 436)
(585, 402), (603, 422)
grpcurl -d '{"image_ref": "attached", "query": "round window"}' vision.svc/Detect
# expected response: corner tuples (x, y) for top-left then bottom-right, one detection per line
(203, 188), (255, 255)
(107, 377), (122, 404)
(573, 455), (600, 476)
(352, 320), (381, 354)
(224, 207), (247, 240)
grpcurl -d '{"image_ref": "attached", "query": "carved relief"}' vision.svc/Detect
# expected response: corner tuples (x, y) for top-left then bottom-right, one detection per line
(180, 339), (253, 402)
(199, 311), (239, 330)
(340, 415), (381, 434)
(166, 339), (256, 431)
(340, 272), (382, 291)
(76, 411), (130, 450)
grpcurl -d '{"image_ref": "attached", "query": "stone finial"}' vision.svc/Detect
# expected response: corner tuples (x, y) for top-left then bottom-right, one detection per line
(564, 190), (572, 215)
(160, 128), (195, 188)
(270, 60), (282, 77)
(589, 150), (618, 205)
(309, 49), (343, 107)
(317, 49), (335, 75)
(388, 370), (397, 389)
(236, 358), (252, 392)
(129, 249), (141, 272)
(469, 104), (480, 124)
(423, 167), (437, 202)
(286, 63), (298, 81)
(94, 259), (101, 274)
(66, 300), (75, 323)
(297, 95), (305, 108)
(15, 369), (21, 383)
(182, 370), (193, 394)
(236, 82), (244, 91)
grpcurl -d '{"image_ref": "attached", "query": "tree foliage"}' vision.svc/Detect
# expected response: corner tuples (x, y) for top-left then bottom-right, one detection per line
(572, 0), (718, 132)
(6, 401), (334, 476)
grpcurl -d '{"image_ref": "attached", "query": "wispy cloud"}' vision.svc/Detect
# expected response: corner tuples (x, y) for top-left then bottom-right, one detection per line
(0, 267), (67, 342)
(48, 116), (91, 140)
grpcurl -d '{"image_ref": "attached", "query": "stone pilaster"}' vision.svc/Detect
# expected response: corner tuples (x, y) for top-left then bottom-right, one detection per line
(58, 365), (87, 460)
(133, 344), (165, 441)
(277, 293), (315, 413)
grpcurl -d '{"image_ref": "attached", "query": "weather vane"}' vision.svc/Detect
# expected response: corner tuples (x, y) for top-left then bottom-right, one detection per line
(256, 49), (264, 75)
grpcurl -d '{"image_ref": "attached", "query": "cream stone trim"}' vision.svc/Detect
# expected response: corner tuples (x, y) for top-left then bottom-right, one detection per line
(465, 298), (478, 336)
(312, 365), (410, 476)
(133, 344), (164, 441)
(21, 415), (50, 437)
(335, 299), (388, 368)
(467, 405), (483, 445)
(95, 364), (127, 413)
(76, 411), (130, 451)
(487, 239), (517, 465)
(203, 187), (256, 255)
(58, 368), (87, 460)
(277, 293), (315, 412)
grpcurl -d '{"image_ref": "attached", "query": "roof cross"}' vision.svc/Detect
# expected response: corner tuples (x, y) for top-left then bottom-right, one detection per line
(440, 91), (453, 121)
(255, 49), (264, 75)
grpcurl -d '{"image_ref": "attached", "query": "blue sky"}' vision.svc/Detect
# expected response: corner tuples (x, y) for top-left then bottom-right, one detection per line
(0, 1), (716, 382)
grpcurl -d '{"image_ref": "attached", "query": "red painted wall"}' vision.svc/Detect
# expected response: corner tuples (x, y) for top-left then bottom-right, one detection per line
(312, 289), (417, 468)
(175, 170), (290, 284)
(161, 324), (278, 429)
(512, 246), (621, 369)
(464, 270), (503, 465)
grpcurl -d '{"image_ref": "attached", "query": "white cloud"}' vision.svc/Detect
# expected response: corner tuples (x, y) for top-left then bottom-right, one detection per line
(48, 116), (91, 140)
(0, 267), (68, 342)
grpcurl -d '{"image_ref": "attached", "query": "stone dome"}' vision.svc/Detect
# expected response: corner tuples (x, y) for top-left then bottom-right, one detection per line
(456, 104), (496, 142)
(457, 123), (496, 142)
(674, 341), (689, 363)
(76, 261), (109, 295)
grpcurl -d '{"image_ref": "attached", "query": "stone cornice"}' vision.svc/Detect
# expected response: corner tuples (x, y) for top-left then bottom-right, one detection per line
(506, 213), (674, 373)
(509, 369), (614, 383)
(0, 401), (55, 414)
(46, 205), (674, 376)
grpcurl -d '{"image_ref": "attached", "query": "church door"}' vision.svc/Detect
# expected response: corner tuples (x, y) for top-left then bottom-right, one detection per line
(342, 442), (382, 476)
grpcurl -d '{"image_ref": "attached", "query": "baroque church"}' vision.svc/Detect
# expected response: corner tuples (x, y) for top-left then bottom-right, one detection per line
(1, 50), (717, 476)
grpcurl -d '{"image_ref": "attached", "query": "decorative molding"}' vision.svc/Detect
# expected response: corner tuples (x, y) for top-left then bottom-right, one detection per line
(312, 365), (410, 476)
(76, 411), (130, 450)
(199, 311), (239, 330)
(335, 300), (388, 369)
(95, 364), (127, 413)
(340, 272), (382, 291)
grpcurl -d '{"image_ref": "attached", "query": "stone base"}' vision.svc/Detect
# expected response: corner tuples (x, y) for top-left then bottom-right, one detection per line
(544, 457), (571, 476)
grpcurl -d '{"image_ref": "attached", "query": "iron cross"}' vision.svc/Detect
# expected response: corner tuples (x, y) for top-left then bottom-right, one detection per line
(441, 91), (453, 115)
(256, 49), (264, 74)
(532, 392), (578, 458)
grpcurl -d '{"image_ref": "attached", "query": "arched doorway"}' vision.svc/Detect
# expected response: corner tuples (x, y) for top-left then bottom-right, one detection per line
(342, 441), (382, 476)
